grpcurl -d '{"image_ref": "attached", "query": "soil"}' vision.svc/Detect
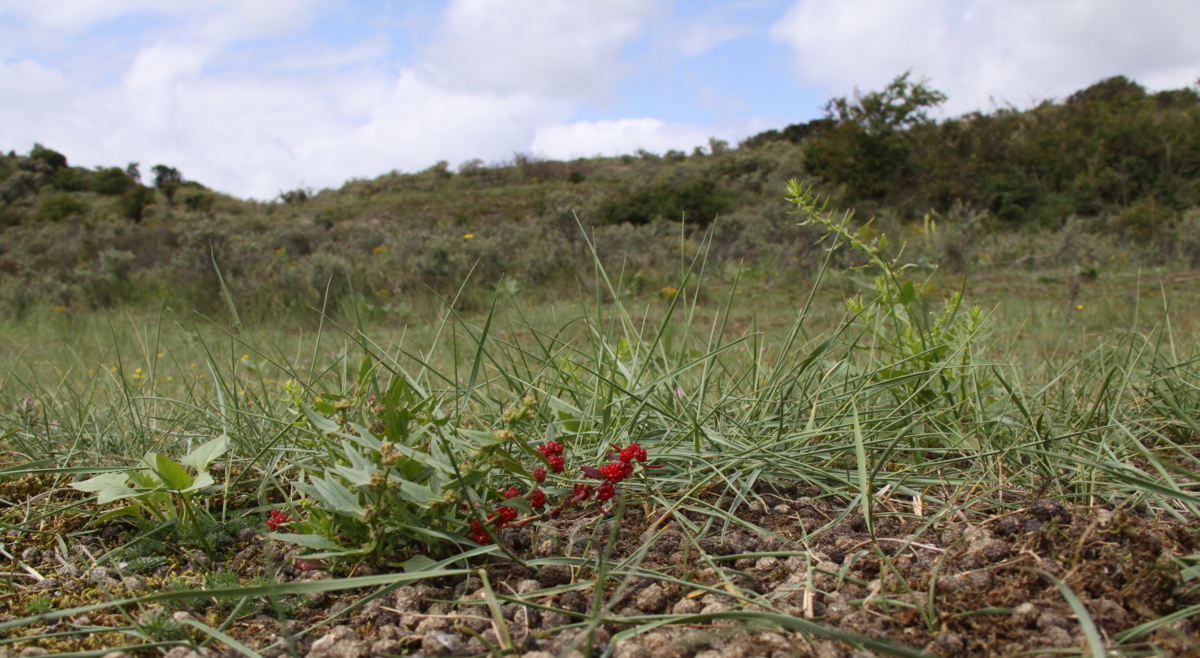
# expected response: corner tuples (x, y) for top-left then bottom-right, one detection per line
(1, 475), (1199, 657)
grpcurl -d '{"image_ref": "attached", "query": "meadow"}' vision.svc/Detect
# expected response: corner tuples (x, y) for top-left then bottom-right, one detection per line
(0, 184), (1198, 657)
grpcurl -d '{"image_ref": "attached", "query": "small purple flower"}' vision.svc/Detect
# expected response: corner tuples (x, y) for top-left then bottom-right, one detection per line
(675, 387), (685, 399)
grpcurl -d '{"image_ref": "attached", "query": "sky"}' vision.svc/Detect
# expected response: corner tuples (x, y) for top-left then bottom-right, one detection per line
(1, 0), (1197, 200)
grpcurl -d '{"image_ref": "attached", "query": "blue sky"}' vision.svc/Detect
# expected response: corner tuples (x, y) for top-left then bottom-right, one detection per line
(1, 0), (1197, 199)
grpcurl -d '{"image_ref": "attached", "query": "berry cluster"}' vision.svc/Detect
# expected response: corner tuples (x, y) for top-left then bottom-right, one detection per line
(537, 440), (565, 473)
(581, 442), (657, 501)
(470, 439), (660, 545)
(267, 510), (292, 531)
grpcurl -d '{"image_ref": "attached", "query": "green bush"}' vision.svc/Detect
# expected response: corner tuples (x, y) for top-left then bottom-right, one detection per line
(90, 167), (136, 196)
(29, 143), (67, 170)
(53, 167), (93, 192)
(182, 190), (214, 214)
(0, 171), (40, 205)
(598, 178), (730, 226)
(33, 192), (87, 222)
(120, 185), (155, 221)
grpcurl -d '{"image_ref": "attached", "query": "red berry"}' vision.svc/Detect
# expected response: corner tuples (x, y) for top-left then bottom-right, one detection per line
(267, 510), (291, 531)
(573, 483), (594, 500)
(529, 489), (547, 509)
(597, 482), (616, 501)
(470, 518), (484, 533)
(600, 461), (626, 483)
(498, 506), (518, 523)
(532, 466), (546, 483)
(543, 440), (564, 456)
(547, 455), (565, 473)
(622, 461), (634, 479)
(473, 530), (492, 544)
(502, 486), (520, 499)
(634, 446), (647, 462)
(620, 446), (635, 462)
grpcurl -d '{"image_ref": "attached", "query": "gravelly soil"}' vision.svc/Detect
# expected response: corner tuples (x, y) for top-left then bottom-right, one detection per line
(2, 476), (1199, 657)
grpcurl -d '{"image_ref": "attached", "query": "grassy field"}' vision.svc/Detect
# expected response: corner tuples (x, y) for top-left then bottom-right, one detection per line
(0, 191), (1199, 657)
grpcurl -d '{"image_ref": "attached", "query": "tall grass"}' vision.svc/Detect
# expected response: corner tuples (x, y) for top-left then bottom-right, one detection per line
(0, 189), (1198, 656)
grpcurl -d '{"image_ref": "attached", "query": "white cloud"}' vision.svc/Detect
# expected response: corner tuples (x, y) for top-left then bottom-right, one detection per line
(0, 1), (661, 198)
(676, 22), (749, 57)
(770, 0), (1200, 114)
(425, 0), (655, 101)
(0, 0), (320, 36)
(0, 0), (676, 196)
(532, 118), (720, 160)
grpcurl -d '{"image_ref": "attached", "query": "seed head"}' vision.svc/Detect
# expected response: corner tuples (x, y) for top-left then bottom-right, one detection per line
(597, 482), (616, 501)
(529, 489), (546, 509)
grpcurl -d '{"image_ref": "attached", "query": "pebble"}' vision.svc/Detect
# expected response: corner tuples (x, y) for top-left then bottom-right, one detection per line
(1037, 611), (1069, 630)
(612, 641), (649, 658)
(236, 527), (260, 542)
(1011, 602), (1038, 628)
(306, 625), (367, 658)
(421, 630), (463, 657)
(516, 578), (543, 595)
(671, 598), (702, 615)
(925, 632), (964, 657)
(815, 641), (846, 658)
(536, 564), (571, 587)
(634, 583), (668, 613)
(31, 578), (58, 592)
(1043, 625), (1073, 648)
(754, 556), (780, 571)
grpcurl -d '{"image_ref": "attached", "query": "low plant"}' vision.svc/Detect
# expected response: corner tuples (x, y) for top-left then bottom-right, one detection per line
(265, 368), (549, 565)
(787, 180), (993, 451)
(71, 435), (228, 551)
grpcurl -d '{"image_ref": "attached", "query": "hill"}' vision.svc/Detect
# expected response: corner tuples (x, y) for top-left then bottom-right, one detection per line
(1, 74), (1198, 321)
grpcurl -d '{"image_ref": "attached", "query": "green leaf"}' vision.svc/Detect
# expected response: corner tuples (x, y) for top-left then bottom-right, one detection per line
(399, 554), (437, 572)
(185, 472), (215, 492)
(70, 472), (138, 505)
(299, 474), (365, 519)
(358, 353), (374, 386)
(897, 279), (917, 305)
(264, 533), (343, 551)
(302, 404), (340, 432)
(181, 434), (228, 473)
(394, 480), (439, 506)
(154, 454), (193, 491)
(95, 504), (143, 524)
(137, 453), (164, 486)
(127, 468), (160, 489)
